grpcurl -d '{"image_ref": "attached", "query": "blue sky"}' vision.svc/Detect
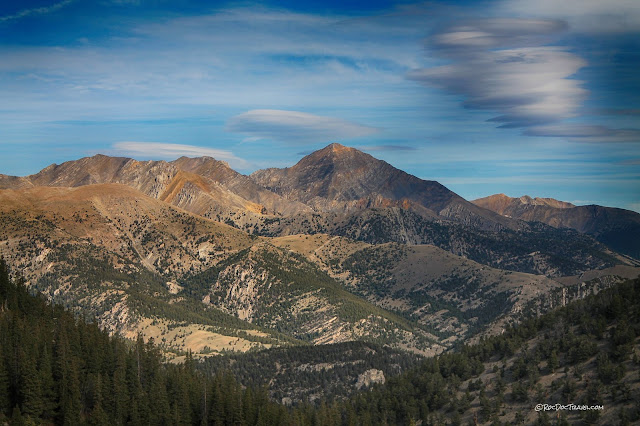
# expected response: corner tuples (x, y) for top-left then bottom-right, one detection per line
(1, 0), (639, 211)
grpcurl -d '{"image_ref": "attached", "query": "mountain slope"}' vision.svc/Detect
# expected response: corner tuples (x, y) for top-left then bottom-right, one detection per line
(0, 258), (296, 425)
(171, 156), (310, 215)
(251, 143), (515, 230)
(270, 234), (638, 343)
(192, 242), (439, 354)
(0, 154), (310, 221)
(0, 184), (296, 357)
(474, 193), (640, 259)
(252, 206), (626, 277)
(291, 277), (640, 425)
(0, 184), (442, 355)
(0, 147), (633, 278)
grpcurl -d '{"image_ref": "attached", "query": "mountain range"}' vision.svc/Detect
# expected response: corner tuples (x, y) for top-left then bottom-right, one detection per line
(474, 193), (640, 259)
(0, 143), (639, 361)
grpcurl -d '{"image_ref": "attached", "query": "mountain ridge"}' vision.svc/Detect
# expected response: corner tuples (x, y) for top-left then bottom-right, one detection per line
(0, 153), (311, 222)
(0, 145), (638, 360)
(474, 193), (640, 259)
(251, 143), (517, 231)
(0, 144), (634, 277)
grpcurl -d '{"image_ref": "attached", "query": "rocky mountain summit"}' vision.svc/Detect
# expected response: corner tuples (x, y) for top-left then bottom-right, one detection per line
(251, 143), (514, 230)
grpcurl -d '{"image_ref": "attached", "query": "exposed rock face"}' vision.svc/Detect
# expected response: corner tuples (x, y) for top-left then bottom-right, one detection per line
(171, 156), (311, 215)
(204, 243), (439, 354)
(251, 143), (516, 231)
(356, 369), (385, 389)
(210, 261), (268, 321)
(0, 154), (310, 221)
(473, 194), (640, 259)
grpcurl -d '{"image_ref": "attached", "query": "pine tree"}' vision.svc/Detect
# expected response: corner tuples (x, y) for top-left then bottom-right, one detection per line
(209, 381), (224, 426)
(38, 344), (58, 419)
(173, 374), (192, 426)
(111, 347), (129, 425)
(0, 349), (11, 417)
(148, 373), (171, 425)
(11, 405), (25, 426)
(88, 373), (109, 426)
(242, 386), (256, 425)
(0, 258), (11, 307)
(17, 347), (43, 419)
(548, 350), (559, 373)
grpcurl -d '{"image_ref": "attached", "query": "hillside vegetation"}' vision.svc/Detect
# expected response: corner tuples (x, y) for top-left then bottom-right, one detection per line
(2, 259), (639, 425)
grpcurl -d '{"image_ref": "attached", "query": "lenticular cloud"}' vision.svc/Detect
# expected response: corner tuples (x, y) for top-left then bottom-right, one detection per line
(408, 18), (587, 129)
(226, 109), (378, 144)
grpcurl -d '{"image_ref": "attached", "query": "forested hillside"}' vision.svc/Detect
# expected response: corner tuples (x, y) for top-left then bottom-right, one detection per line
(0, 259), (289, 425)
(2, 256), (639, 425)
(295, 278), (640, 425)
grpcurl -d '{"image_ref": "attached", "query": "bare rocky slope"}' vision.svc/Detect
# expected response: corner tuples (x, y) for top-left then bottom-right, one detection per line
(0, 153), (310, 223)
(251, 143), (515, 230)
(474, 193), (640, 259)
(0, 183), (441, 356)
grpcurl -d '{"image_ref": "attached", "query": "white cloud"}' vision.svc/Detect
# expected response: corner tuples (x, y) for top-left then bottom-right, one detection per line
(409, 32), (587, 128)
(225, 109), (379, 144)
(112, 142), (249, 168)
(0, 0), (74, 22)
(502, 0), (640, 34)
(430, 18), (567, 52)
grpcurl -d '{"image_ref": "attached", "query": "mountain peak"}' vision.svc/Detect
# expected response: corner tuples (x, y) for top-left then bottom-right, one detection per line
(325, 142), (352, 153)
(306, 143), (361, 157)
(295, 143), (374, 171)
(514, 194), (575, 209)
(474, 194), (575, 210)
(250, 144), (515, 229)
(172, 155), (231, 172)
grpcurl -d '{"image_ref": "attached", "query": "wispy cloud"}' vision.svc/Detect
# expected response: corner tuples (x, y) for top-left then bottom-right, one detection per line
(359, 144), (417, 152)
(428, 18), (567, 52)
(408, 18), (587, 129)
(0, 0), (74, 23)
(112, 142), (249, 168)
(0, 6), (423, 121)
(225, 109), (379, 144)
(598, 109), (640, 117)
(501, 0), (640, 34)
(524, 124), (640, 142)
(620, 159), (640, 166)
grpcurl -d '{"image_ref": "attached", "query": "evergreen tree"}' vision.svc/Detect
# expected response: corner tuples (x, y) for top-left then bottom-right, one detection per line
(38, 344), (58, 419)
(148, 373), (171, 425)
(88, 373), (109, 426)
(17, 348), (43, 419)
(111, 347), (129, 425)
(0, 350), (11, 417)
